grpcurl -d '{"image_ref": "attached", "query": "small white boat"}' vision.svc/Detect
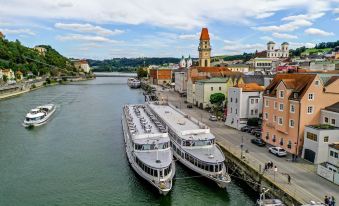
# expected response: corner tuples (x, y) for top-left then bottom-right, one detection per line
(127, 78), (141, 88)
(256, 188), (285, 206)
(23, 104), (56, 127)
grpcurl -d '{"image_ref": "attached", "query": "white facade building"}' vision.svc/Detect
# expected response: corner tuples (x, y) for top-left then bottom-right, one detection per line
(174, 70), (187, 94)
(225, 83), (264, 130)
(302, 102), (339, 164)
(266, 41), (289, 58)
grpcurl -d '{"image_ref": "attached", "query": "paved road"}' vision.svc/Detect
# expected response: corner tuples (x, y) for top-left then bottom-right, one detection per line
(156, 88), (338, 204)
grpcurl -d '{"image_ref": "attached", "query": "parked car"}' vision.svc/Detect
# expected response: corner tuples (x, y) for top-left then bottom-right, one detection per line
(251, 128), (261, 135)
(209, 115), (217, 121)
(251, 138), (266, 147)
(254, 131), (262, 138)
(240, 125), (256, 132)
(247, 126), (259, 133)
(268, 147), (287, 157)
(187, 104), (193, 108)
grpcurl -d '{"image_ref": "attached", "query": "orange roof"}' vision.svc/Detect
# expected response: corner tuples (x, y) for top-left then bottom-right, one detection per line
(325, 76), (339, 87)
(265, 73), (317, 100)
(237, 83), (265, 92)
(191, 76), (208, 83)
(195, 66), (230, 73)
(200, 28), (210, 40)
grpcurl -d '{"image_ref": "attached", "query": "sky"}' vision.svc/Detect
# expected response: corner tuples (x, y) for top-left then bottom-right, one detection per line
(0, 0), (338, 60)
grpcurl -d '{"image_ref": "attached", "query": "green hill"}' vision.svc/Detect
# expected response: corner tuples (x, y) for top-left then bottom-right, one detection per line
(300, 48), (332, 56)
(0, 38), (77, 77)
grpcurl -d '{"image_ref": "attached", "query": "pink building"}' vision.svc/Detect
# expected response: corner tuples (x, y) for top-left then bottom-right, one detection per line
(262, 74), (339, 155)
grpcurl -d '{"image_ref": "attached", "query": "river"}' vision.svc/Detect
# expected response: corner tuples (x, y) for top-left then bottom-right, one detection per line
(0, 77), (256, 206)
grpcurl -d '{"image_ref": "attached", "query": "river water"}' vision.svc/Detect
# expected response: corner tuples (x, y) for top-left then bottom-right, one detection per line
(0, 77), (256, 206)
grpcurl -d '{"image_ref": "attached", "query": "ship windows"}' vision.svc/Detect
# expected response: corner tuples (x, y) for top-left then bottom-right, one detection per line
(183, 152), (223, 172)
(135, 156), (171, 178)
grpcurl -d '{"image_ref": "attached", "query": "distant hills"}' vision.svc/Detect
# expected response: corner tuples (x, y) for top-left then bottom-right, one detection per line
(0, 37), (77, 76)
(88, 58), (181, 72)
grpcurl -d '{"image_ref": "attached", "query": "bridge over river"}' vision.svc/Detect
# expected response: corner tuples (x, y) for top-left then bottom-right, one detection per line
(94, 72), (137, 77)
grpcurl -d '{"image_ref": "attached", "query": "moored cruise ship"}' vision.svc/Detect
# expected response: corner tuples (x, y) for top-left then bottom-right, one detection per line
(127, 78), (141, 88)
(122, 104), (175, 195)
(148, 101), (231, 188)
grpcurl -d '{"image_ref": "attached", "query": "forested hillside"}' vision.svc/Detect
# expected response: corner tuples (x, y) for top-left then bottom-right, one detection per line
(0, 37), (77, 76)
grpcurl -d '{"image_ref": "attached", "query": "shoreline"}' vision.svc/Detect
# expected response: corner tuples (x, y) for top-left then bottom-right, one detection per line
(0, 77), (94, 101)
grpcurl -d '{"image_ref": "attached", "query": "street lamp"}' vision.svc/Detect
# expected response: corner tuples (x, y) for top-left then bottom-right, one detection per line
(240, 136), (244, 159)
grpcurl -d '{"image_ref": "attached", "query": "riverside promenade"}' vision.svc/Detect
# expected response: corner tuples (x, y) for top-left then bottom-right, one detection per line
(155, 87), (338, 205)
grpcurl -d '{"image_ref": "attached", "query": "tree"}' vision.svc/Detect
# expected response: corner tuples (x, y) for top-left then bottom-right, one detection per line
(210, 93), (225, 106)
(2, 75), (8, 82)
(137, 67), (148, 79)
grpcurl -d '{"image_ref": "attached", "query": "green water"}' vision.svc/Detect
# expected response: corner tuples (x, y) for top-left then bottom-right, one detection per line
(0, 77), (256, 206)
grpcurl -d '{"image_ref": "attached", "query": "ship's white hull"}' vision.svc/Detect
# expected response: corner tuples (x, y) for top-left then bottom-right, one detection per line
(23, 106), (56, 127)
(121, 114), (174, 195)
(171, 140), (230, 188)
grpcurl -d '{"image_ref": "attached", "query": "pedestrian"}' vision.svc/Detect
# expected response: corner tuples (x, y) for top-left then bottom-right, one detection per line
(287, 174), (291, 184)
(264, 163), (267, 172)
(325, 196), (329, 205)
(330, 196), (336, 206)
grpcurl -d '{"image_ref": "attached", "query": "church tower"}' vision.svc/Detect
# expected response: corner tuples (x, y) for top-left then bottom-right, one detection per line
(198, 28), (211, 67)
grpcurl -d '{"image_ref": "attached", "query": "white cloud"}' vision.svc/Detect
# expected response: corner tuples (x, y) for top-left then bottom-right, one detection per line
(272, 32), (298, 39)
(253, 19), (312, 32)
(289, 42), (315, 49)
(255, 12), (275, 19)
(56, 34), (120, 43)
(334, 8), (339, 13)
(177, 33), (199, 40)
(0, 28), (35, 35)
(260, 36), (273, 41)
(0, 0), (335, 29)
(223, 40), (265, 53)
(54, 23), (123, 36)
(304, 28), (334, 36)
(336, 17), (339, 21)
(282, 12), (325, 21)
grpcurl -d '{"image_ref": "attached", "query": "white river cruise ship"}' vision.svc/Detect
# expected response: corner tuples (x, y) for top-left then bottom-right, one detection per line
(148, 101), (231, 188)
(122, 104), (175, 195)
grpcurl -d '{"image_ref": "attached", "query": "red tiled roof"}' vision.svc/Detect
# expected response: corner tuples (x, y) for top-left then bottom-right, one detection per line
(237, 83), (265, 92)
(200, 28), (210, 40)
(265, 73), (317, 100)
(255, 51), (267, 58)
(195, 66), (230, 73)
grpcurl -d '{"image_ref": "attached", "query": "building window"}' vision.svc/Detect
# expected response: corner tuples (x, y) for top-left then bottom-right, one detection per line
(324, 117), (329, 123)
(307, 106), (314, 114)
(266, 132), (269, 140)
(315, 80), (319, 86)
(211, 87), (213, 91)
(308, 93), (314, 101)
(235, 98), (238, 103)
(279, 103), (284, 111)
(331, 119), (336, 125)
(251, 110), (254, 115)
(272, 135), (276, 142)
(255, 99), (258, 103)
(280, 138), (284, 146)
(230, 107), (232, 113)
(264, 113), (268, 120)
(251, 99), (254, 104)
(289, 119), (294, 128)
(279, 90), (284, 98)
(324, 136), (329, 142)
(290, 104), (295, 113)
(230, 98), (232, 102)
(274, 101), (277, 109)
(330, 151), (334, 157)
(265, 100), (269, 107)
(306, 132), (317, 141)
(278, 117), (283, 125)
(219, 87), (221, 91)
(255, 109), (258, 114)
(235, 109), (237, 114)
(287, 141), (292, 149)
